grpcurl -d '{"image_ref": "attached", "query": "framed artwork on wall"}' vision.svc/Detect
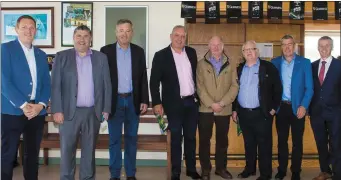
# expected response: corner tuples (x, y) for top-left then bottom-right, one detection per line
(61, 2), (93, 47)
(1, 7), (55, 48)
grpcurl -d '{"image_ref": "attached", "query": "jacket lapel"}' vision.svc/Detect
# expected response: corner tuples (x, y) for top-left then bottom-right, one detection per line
(259, 60), (266, 84)
(131, 45), (137, 86)
(70, 48), (78, 86)
(313, 60), (321, 87)
(291, 58), (300, 88)
(14, 40), (31, 78)
(167, 46), (180, 86)
(322, 58), (337, 87)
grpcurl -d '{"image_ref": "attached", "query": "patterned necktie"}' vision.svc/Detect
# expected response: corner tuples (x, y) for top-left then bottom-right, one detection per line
(319, 61), (327, 85)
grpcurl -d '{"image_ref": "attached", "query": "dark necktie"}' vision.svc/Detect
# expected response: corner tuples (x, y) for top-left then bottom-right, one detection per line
(318, 61), (327, 85)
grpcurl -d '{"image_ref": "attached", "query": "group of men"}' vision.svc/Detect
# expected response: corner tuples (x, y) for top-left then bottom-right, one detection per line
(1, 15), (340, 180)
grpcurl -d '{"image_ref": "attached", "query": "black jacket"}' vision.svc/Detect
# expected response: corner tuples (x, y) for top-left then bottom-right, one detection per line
(100, 43), (149, 115)
(150, 45), (198, 115)
(232, 59), (282, 119)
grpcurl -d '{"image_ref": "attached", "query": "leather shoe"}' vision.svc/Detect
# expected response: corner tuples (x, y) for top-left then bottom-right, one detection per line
(127, 177), (137, 180)
(171, 175), (180, 180)
(313, 172), (333, 180)
(215, 169), (232, 179)
(186, 171), (201, 179)
(201, 174), (210, 180)
(110, 178), (120, 180)
(291, 172), (301, 180)
(275, 171), (286, 180)
(256, 176), (271, 180)
(237, 170), (256, 178)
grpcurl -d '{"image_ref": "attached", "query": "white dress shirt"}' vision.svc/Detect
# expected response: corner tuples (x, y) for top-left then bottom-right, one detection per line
(18, 40), (46, 109)
(318, 55), (332, 81)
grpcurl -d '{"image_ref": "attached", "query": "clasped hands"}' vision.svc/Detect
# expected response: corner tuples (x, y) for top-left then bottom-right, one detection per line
(23, 103), (44, 120)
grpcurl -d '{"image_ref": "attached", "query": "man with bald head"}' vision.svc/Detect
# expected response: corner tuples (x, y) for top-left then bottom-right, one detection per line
(232, 41), (282, 180)
(196, 36), (239, 180)
(150, 25), (201, 180)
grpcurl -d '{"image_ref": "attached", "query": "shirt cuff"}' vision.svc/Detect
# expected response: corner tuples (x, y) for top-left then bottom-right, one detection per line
(38, 102), (47, 109)
(20, 102), (28, 109)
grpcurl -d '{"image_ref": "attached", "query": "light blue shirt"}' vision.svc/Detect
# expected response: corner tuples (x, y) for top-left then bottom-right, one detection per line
(281, 55), (295, 101)
(116, 43), (132, 93)
(237, 59), (260, 108)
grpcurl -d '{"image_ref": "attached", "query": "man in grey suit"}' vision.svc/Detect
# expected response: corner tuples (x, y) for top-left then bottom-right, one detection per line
(51, 25), (112, 180)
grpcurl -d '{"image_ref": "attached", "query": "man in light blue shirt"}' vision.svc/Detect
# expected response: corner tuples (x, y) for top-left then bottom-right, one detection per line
(271, 34), (313, 180)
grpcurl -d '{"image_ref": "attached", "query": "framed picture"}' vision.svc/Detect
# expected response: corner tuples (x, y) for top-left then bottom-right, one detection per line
(1, 7), (54, 48)
(61, 2), (93, 47)
(104, 6), (148, 67)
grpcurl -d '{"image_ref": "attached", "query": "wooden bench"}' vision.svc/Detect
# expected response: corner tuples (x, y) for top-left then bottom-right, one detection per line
(18, 106), (172, 180)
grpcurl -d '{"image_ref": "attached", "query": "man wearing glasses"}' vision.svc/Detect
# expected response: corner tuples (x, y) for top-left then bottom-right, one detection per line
(271, 34), (314, 180)
(232, 40), (282, 180)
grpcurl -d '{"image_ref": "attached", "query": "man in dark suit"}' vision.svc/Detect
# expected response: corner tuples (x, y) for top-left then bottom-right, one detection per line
(232, 40), (282, 180)
(310, 36), (341, 180)
(150, 25), (201, 180)
(272, 35), (314, 180)
(100, 19), (149, 180)
(1, 15), (51, 180)
(51, 25), (112, 180)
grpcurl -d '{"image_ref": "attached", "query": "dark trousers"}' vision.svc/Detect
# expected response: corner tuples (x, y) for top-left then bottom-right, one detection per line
(198, 113), (230, 172)
(1, 114), (45, 180)
(238, 108), (273, 178)
(108, 95), (139, 178)
(167, 97), (198, 177)
(310, 108), (341, 179)
(276, 103), (305, 174)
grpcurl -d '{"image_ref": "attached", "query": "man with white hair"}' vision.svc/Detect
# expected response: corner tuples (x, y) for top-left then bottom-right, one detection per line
(196, 36), (239, 180)
(232, 40), (282, 180)
(310, 36), (341, 180)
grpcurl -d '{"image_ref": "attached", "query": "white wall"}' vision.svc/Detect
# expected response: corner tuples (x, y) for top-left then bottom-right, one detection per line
(2, 1), (184, 160)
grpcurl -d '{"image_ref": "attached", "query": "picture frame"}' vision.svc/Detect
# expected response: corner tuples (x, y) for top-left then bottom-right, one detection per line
(61, 2), (93, 47)
(1, 7), (55, 48)
(104, 6), (149, 68)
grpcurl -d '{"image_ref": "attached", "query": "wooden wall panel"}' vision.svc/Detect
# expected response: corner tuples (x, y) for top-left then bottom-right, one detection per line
(187, 24), (215, 44)
(214, 24), (245, 43)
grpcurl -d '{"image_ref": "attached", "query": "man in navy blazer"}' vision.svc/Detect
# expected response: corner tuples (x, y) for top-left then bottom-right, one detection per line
(310, 36), (341, 180)
(271, 35), (313, 180)
(1, 15), (50, 180)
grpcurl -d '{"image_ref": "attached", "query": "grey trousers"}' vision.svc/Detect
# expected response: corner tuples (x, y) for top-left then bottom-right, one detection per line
(59, 107), (101, 180)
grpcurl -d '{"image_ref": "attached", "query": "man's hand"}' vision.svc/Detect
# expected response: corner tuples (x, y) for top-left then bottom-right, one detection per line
(269, 109), (276, 116)
(24, 104), (43, 120)
(297, 106), (306, 119)
(140, 103), (148, 114)
(232, 111), (238, 123)
(211, 103), (223, 113)
(153, 104), (164, 116)
(102, 112), (109, 121)
(53, 112), (64, 124)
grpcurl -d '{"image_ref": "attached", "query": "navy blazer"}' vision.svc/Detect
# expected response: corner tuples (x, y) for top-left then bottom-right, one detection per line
(272, 54), (314, 113)
(1, 39), (51, 115)
(310, 57), (341, 115)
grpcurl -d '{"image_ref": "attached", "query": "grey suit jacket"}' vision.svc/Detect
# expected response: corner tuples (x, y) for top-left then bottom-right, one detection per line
(51, 48), (112, 121)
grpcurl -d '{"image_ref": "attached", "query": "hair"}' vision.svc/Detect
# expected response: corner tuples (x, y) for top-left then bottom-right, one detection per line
(318, 36), (334, 50)
(280, 34), (295, 44)
(171, 25), (186, 34)
(116, 19), (133, 27)
(16, 15), (36, 27)
(73, 25), (92, 36)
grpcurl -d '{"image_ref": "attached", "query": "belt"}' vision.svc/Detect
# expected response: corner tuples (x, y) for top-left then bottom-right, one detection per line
(281, 100), (292, 105)
(118, 92), (132, 98)
(180, 94), (194, 100)
(240, 107), (260, 111)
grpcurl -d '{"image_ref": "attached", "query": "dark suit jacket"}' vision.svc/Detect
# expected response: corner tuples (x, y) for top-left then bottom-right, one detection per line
(150, 45), (198, 115)
(100, 42), (149, 115)
(310, 57), (341, 115)
(232, 59), (282, 119)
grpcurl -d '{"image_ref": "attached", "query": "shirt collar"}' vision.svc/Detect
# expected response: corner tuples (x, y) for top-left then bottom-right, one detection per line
(321, 55), (332, 64)
(282, 53), (296, 65)
(18, 39), (33, 52)
(170, 45), (185, 54)
(117, 42), (131, 51)
(76, 49), (92, 57)
(209, 56), (222, 63)
(244, 58), (260, 67)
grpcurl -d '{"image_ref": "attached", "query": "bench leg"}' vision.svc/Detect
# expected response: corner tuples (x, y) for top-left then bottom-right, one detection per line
(167, 130), (171, 180)
(43, 148), (49, 165)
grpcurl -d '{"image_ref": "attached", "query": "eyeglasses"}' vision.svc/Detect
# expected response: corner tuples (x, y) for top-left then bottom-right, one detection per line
(243, 48), (257, 52)
(281, 43), (294, 47)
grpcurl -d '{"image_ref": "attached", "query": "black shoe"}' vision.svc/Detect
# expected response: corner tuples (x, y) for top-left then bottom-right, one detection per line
(275, 171), (286, 180)
(237, 170), (256, 178)
(291, 172), (300, 180)
(256, 176), (271, 180)
(171, 175), (180, 180)
(201, 174), (210, 180)
(186, 171), (201, 179)
(127, 177), (137, 180)
(215, 169), (233, 179)
(110, 178), (120, 180)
